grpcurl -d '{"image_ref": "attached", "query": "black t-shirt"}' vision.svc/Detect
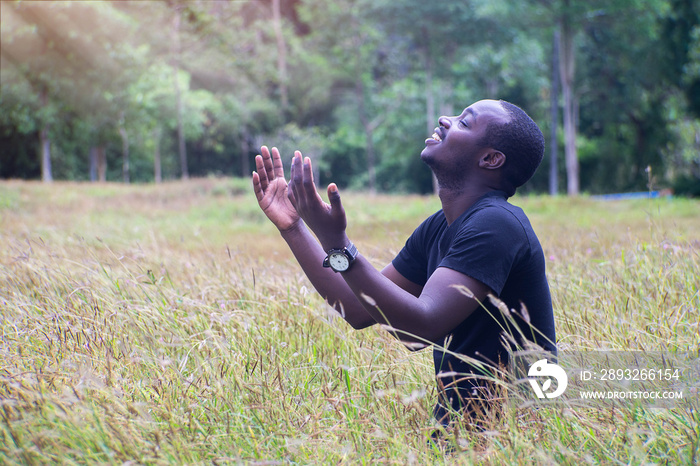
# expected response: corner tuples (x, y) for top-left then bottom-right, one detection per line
(392, 190), (556, 420)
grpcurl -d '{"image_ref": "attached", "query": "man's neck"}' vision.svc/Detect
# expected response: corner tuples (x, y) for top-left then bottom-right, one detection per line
(438, 186), (498, 225)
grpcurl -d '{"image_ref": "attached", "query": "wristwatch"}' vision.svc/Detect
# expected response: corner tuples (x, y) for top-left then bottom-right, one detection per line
(322, 242), (358, 273)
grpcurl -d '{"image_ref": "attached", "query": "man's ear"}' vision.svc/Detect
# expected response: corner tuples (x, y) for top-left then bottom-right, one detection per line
(479, 150), (506, 170)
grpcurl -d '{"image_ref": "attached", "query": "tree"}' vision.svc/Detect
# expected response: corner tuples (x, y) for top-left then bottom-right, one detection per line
(272, 0), (289, 112)
(2, 1), (151, 182)
(0, 1), (72, 182)
(658, 0), (700, 191)
(558, 1), (579, 195)
(371, 0), (489, 192)
(1, 0), (698, 197)
(296, 0), (388, 193)
(549, 28), (561, 195)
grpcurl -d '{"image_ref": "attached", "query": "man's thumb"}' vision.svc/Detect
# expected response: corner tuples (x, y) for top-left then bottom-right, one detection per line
(327, 183), (343, 210)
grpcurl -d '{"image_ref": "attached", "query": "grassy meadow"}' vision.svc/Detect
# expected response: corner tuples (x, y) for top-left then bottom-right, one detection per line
(1, 178), (699, 464)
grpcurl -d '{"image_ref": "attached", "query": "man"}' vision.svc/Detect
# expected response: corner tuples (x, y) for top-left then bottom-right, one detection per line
(251, 99), (556, 429)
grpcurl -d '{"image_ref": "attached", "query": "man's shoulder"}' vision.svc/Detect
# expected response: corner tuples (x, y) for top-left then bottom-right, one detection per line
(416, 209), (447, 232)
(457, 197), (538, 250)
(426, 208), (446, 221)
(463, 196), (526, 228)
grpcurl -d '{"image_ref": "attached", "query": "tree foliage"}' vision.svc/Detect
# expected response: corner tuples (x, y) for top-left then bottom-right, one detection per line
(1, 0), (698, 195)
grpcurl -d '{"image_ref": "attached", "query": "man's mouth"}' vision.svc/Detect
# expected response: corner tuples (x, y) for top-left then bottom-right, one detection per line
(430, 127), (444, 142)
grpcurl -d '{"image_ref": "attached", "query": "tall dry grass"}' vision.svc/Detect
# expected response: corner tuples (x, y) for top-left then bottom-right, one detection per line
(1, 179), (698, 464)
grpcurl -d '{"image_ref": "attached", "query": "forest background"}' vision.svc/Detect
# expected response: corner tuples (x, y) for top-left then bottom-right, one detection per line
(1, 0), (699, 197)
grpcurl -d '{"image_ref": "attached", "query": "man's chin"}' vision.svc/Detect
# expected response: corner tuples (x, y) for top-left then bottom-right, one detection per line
(420, 149), (438, 169)
(420, 146), (432, 161)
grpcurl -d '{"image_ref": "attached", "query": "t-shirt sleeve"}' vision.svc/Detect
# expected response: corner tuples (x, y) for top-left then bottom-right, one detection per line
(391, 215), (436, 286)
(440, 208), (528, 296)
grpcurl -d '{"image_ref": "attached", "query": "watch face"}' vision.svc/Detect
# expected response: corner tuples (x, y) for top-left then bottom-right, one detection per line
(329, 252), (350, 271)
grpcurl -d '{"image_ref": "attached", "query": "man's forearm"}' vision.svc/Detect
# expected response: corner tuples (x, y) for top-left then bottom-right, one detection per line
(339, 255), (430, 343)
(280, 222), (376, 329)
(313, 231), (433, 343)
(336, 251), (488, 345)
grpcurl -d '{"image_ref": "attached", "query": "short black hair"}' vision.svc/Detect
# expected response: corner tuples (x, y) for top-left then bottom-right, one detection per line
(480, 101), (545, 196)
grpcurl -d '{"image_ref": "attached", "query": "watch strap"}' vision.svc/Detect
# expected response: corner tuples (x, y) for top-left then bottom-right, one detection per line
(344, 242), (358, 261)
(322, 242), (358, 271)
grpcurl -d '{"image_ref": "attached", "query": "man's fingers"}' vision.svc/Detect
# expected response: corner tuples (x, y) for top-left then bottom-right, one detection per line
(302, 156), (315, 194)
(255, 155), (269, 192)
(288, 153), (299, 204)
(262, 146), (275, 182)
(252, 171), (264, 203)
(290, 151), (304, 202)
(271, 146), (285, 179)
(327, 183), (344, 214)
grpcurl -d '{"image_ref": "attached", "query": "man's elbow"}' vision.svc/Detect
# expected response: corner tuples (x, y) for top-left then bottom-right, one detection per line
(385, 327), (432, 352)
(402, 340), (430, 352)
(345, 314), (376, 330)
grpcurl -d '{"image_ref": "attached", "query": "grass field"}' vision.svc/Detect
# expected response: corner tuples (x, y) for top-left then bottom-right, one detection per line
(1, 178), (699, 464)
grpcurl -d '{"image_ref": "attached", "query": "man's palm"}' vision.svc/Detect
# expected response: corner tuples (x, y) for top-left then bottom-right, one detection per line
(259, 177), (299, 231)
(252, 146), (300, 232)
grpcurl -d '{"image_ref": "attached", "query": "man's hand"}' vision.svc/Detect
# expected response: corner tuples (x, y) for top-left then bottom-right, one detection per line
(288, 151), (348, 250)
(252, 146), (300, 232)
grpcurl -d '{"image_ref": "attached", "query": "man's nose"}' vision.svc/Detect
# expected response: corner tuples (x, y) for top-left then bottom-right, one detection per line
(438, 116), (452, 128)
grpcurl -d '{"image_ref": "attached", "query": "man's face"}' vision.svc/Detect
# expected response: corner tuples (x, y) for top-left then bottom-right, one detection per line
(420, 99), (510, 178)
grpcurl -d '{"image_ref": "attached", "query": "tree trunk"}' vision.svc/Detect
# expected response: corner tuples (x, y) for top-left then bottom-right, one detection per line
(559, 9), (579, 196)
(96, 146), (107, 182)
(550, 27), (560, 195)
(425, 61), (435, 138)
(272, 0), (288, 111)
(438, 84), (454, 128)
(39, 127), (52, 183)
(240, 127), (250, 177)
(364, 123), (377, 195)
(485, 79), (499, 99)
(39, 86), (52, 183)
(153, 127), (162, 183)
(90, 146), (97, 181)
(171, 7), (188, 180)
(423, 41), (438, 194)
(119, 124), (130, 183)
(356, 80), (376, 195)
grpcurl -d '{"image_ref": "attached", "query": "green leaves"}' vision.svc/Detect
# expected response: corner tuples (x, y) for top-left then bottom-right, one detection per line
(0, 0), (698, 193)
